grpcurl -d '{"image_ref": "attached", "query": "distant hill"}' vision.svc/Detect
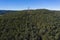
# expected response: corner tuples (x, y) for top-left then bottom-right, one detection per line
(0, 10), (18, 15)
(0, 10), (7, 14)
(0, 9), (60, 40)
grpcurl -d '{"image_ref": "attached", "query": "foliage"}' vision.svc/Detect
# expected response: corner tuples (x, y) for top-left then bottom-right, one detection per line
(0, 9), (60, 40)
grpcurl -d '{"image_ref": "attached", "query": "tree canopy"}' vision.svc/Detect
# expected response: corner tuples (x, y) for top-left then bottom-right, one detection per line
(0, 9), (60, 40)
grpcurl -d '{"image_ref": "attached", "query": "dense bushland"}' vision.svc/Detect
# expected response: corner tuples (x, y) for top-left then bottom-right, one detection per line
(0, 9), (60, 40)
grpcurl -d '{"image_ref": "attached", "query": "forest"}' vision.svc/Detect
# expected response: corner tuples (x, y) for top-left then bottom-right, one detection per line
(0, 9), (60, 40)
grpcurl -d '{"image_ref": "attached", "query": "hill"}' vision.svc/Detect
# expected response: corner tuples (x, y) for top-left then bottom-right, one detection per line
(0, 9), (60, 40)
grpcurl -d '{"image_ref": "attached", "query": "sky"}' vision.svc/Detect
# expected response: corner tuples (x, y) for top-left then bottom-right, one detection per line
(0, 0), (60, 10)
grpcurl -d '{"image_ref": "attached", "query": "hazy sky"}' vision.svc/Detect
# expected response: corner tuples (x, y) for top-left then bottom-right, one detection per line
(0, 0), (60, 10)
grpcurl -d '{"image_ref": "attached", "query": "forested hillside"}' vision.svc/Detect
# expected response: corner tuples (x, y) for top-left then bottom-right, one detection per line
(0, 9), (60, 40)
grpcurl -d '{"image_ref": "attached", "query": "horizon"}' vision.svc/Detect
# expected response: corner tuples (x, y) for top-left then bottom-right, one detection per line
(0, 0), (60, 10)
(0, 8), (60, 11)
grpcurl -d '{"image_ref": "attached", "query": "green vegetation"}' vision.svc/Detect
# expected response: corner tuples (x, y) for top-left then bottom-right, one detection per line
(0, 9), (60, 40)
